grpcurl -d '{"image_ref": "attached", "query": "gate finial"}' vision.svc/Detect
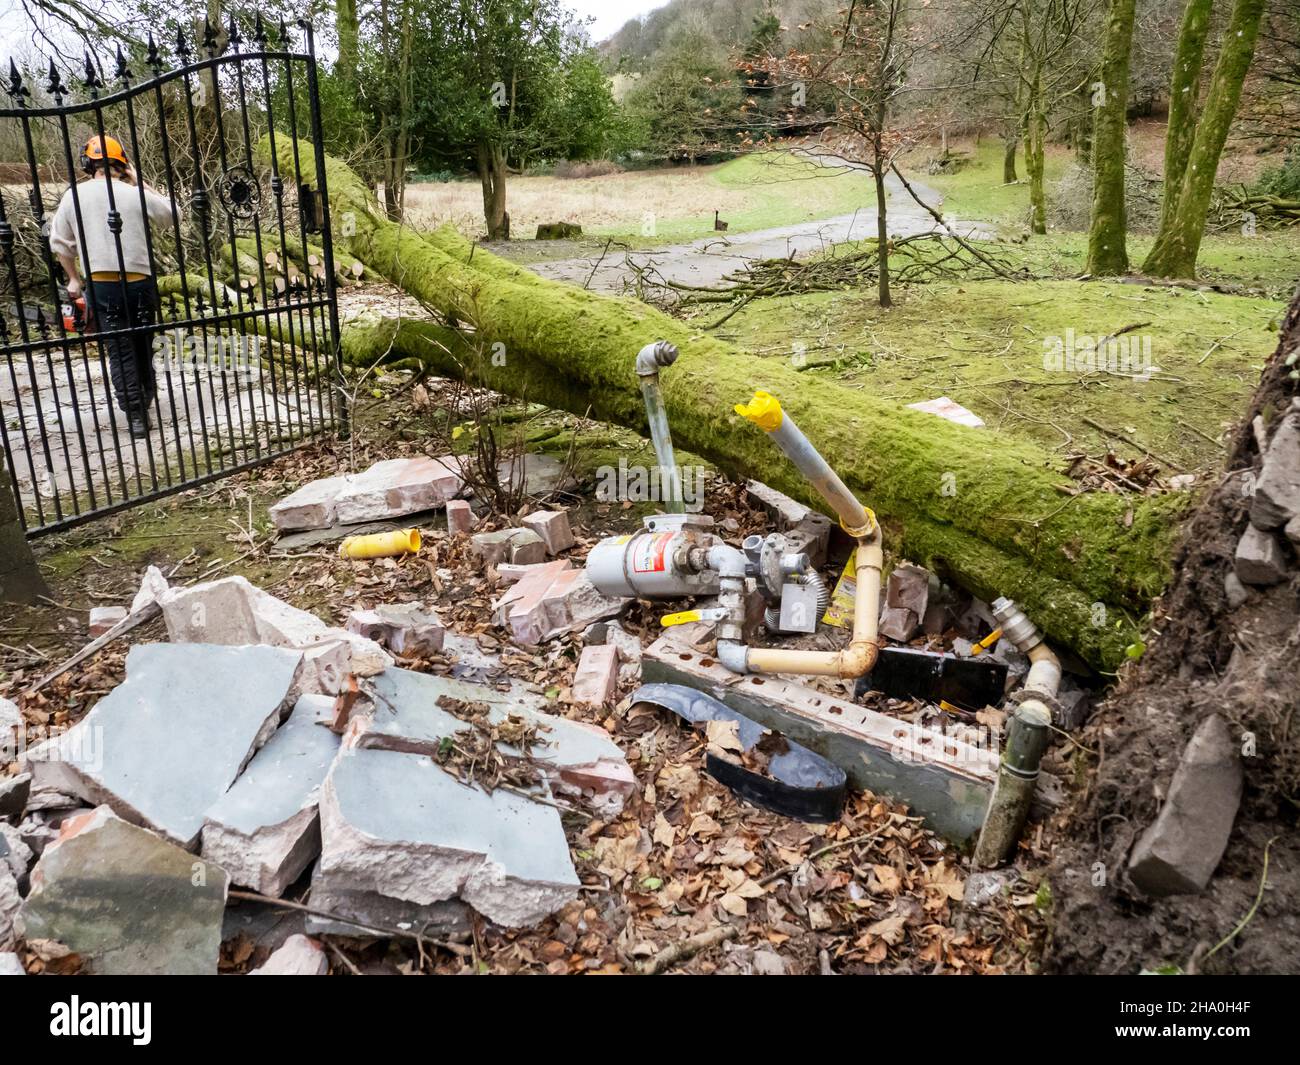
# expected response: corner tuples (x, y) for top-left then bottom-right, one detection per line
(114, 43), (131, 85)
(146, 32), (164, 75)
(5, 59), (29, 103)
(81, 50), (102, 93)
(253, 13), (267, 48)
(45, 59), (65, 101)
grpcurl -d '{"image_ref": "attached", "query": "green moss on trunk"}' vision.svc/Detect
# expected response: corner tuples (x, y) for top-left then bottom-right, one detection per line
(1086, 0), (1137, 276)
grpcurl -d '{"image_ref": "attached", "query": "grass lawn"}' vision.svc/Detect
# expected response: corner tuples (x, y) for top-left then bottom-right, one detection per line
(720, 278), (1279, 473)
(915, 139), (1300, 296)
(403, 150), (873, 250)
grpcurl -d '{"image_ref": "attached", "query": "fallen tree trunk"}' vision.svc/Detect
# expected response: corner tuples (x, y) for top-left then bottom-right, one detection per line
(263, 134), (1187, 670)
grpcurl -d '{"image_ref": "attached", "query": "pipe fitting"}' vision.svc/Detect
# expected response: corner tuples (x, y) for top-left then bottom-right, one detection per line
(635, 339), (678, 376)
(716, 639), (750, 674)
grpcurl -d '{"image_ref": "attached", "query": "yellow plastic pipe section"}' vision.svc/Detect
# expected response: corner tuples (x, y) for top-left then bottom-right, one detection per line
(338, 528), (422, 559)
(734, 389), (883, 679)
(745, 539), (882, 678)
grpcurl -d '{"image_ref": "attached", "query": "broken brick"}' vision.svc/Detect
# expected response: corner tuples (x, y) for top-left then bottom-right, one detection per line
(572, 644), (619, 707)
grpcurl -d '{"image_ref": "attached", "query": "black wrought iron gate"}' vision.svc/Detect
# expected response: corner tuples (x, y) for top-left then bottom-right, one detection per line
(0, 16), (345, 537)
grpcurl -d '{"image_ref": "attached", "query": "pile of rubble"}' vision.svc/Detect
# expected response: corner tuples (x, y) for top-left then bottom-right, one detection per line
(0, 452), (1109, 975)
(0, 563), (635, 974)
(1231, 398), (1300, 595)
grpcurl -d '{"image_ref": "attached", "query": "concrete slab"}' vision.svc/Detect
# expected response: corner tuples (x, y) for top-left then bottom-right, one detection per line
(319, 745), (580, 927)
(642, 634), (998, 842)
(160, 575), (391, 691)
(270, 473), (353, 532)
(21, 644), (304, 849)
(334, 456), (464, 524)
(18, 806), (229, 974)
(359, 667), (632, 813)
(201, 695), (341, 897)
(346, 603), (445, 657)
(304, 860), (472, 938)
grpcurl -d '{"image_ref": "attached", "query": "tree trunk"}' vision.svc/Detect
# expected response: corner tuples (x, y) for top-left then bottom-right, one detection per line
(1086, 0), (1138, 276)
(335, 0), (360, 89)
(873, 138), (891, 308)
(1002, 134), (1018, 183)
(1025, 101), (1047, 235)
(1154, 0), (1215, 236)
(1142, 0), (1267, 278)
(477, 141), (510, 240)
(263, 134), (1186, 669)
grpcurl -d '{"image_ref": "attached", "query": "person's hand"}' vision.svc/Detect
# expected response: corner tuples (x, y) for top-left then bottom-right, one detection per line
(66, 276), (82, 298)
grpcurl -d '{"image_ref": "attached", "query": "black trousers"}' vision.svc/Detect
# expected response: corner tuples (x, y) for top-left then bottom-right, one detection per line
(89, 276), (158, 419)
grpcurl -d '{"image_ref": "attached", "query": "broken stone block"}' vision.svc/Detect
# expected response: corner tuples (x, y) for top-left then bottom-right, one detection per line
(472, 528), (539, 566)
(1, 822), (33, 885)
(446, 498), (474, 535)
(521, 510), (576, 554)
(0, 951), (23, 974)
(249, 933), (329, 975)
(497, 453), (574, 499)
(88, 606), (127, 637)
(605, 622), (644, 684)
(18, 806), (229, 974)
(509, 529), (547, 565)
(0, 698), (20, 761)
(1128, 714), (1242, 897)
(0, 773), (30, 822)
(572, 644), (619, 707)
(22, 644), (304, 849)
(784, 515), (833, 569)
(303, 860), (472, 937)
(494, 563), (626, 646)
(1224, 571), (1249, 610)
(0, 866), (18, 950)
(1234, 524), (1289, 586)
(1250, 411), (1300, 529)
(358, 668), (633, 814)
(346, 602), (445, 657)
(750, 949), (787, 975)
(201, 695), (340, 898)
(878, 605), (920, 644)
(319, 745), (580, 927)
(159, 575), (391, 691)
(745, 480), (811, 529)
(886, 562), (930, 620)
(333, 456), (464, 525)
(270, 473), (353, 532)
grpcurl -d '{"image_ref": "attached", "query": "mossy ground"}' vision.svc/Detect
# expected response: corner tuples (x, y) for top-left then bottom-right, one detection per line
(914, 139), (1300, 296)
(406, 150), (873, 254)
(720, 278), (1278, 472)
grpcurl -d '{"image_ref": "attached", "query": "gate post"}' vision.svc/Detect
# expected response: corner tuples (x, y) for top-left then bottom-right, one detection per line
(0, 461), (48, 604)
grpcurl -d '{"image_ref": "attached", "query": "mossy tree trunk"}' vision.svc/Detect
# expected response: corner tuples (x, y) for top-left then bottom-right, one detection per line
(1086, 0), (1137, 276)
(477, 141), (510, 241)
(1024, 98), (1048, 234)
(1154, 0), (1214, 235)
(873, 134), (892, 308)
(1002, 134), (1018, 183)
(1143, 0), (1266, 278)
(264, 134), (1186, 669)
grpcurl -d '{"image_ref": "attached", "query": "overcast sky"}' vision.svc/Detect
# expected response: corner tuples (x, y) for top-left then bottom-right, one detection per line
(0, 0), (671, 59)
(571, 0), (670, 42)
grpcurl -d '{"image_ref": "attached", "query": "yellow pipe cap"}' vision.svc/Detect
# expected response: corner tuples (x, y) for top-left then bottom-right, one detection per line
(734, 390), (783, 432)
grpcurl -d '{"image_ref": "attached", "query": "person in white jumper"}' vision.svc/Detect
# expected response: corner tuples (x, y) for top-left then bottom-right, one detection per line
(49, 134), (172, 439)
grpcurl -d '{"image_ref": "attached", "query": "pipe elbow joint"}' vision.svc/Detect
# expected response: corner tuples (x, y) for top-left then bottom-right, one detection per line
(716, 639), (749, 674)
(839, 639), (879, 679)
(636, 339), (678, 376)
